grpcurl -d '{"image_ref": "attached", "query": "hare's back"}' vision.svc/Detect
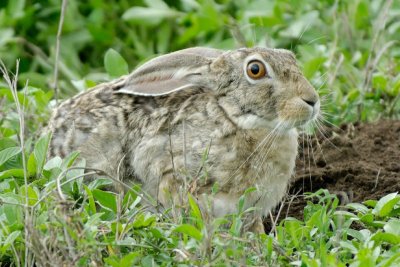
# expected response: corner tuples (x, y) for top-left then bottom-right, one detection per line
(48, 83), (133, 162)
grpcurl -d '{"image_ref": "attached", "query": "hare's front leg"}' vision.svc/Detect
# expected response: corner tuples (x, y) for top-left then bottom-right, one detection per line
(247, 216), (265, 234)
(212, 192), (266, 233)
(157, 174), (185, 210)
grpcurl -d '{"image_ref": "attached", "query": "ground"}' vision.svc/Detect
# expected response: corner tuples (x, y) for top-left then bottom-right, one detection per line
(269, 120), (400, 225)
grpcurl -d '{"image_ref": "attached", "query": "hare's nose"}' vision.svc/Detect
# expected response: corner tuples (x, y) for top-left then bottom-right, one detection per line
(302, 98), (317, 107)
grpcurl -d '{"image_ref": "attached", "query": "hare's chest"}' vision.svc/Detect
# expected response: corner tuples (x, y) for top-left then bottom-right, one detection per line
(207, 129), (298, 214)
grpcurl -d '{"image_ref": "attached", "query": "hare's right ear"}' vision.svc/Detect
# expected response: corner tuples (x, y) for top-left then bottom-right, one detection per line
(113, 48), (224, 96)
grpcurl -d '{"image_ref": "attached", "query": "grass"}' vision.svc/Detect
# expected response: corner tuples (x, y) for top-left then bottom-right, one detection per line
(0, 0), (400, 266)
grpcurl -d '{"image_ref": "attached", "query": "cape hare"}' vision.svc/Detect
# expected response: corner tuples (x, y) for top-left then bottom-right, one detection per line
(48, 47), (319, 232)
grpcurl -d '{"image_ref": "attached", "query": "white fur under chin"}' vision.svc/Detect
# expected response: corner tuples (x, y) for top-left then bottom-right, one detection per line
(234, 114), (297, 133)
(234, 114), (280, 130)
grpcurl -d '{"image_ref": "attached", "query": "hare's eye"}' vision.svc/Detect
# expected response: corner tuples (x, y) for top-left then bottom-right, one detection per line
(246, 60), (267, 80)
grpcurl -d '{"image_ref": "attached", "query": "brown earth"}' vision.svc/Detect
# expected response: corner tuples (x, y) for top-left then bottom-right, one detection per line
(267, 120), (400, 227)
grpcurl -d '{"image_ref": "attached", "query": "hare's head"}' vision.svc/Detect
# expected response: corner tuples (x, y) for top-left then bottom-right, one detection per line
(211, 47), (319, 130)
(115, 47), (319, 131)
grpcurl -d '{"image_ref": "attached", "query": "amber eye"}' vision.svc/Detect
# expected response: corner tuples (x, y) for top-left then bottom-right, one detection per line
(246, 60), (267, 79)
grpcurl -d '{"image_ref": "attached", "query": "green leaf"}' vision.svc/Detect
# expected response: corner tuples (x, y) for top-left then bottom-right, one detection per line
(347, 89), (360, 102)
(284, 219), (303, 248)
(1, 230), (21, 254)
(64, 158), (86, 182)
(88, 178), (113, 190)
(339, 241), (357, 254)
(92, 189), (117, 212)
(0, 28), (14, 47)
(0, 195), (23, 225)
(44, 156), (62, 170)
(120, 251), (141, 267)
(363, 199), (377, 208)
(303, 57), (326, 79)
(390, 79), (400, 97)
(188, 193), (202, 221)
(83, 185), (96, 215)
(0, 147), (21, 166)
(34, 133), (52, 175)
(279, 11), (319, 39)
(238, 187), (256, 213)
(380, 252), (400, 267)
(354, 1), (369, 29)
(0, 169), (25, 180)
(0, 138), (17, 150)
(27, 152), (36, 177)
(346, 203), (369, 214)
(230, 216), (243, 236)
(359, 213), (374, 224)
(373, 193), (400, 218)
(132, 213), (156, 228)
(346, 228), (366, 241)
(122, 7), (181, 25)
(104, 257), (119, 267)
(20, 185), (39, 206)
(173, 224), (203, 241)
(141, 255), (155, 267)
(371, 232), (400, 245)
(104, 49), (129, 77)
(334, 210), (358, 219)
(6, 0), (25, 19)
(61, 151), (80, 169)
(384, 219), (400, 235)
(144, 0), (169, 9)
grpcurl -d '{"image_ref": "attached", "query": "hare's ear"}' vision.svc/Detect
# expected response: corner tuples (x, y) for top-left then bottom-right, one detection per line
(178, 47), (224, 58)
(114, 48), (223, 96)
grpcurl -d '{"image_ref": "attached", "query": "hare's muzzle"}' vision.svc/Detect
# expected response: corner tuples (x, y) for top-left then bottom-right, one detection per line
(301, 94), (320, 120)
(278, 81), (320, 127)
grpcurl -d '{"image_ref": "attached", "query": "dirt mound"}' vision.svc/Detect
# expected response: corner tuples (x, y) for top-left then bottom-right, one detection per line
(271, 120), (400, 223)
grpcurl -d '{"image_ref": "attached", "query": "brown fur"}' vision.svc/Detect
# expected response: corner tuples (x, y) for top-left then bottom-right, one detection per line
(47, 47), (319, 233)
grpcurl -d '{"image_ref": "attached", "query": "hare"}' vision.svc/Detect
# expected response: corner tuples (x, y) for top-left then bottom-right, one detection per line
(47, 47), (319, 233)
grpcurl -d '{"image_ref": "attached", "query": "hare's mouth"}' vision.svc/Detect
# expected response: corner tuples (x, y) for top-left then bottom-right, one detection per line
(278, 98), (320, 127)
(229, 102), (319, 131)
(280, 112), (318, 128)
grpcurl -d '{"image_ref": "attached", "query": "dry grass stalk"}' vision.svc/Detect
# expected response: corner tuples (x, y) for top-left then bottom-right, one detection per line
(0, 60), (32, 267)
(53, 0), (69, 103)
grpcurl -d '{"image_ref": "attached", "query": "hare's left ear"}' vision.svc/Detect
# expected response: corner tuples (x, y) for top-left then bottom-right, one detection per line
(113, 47), (224, 96)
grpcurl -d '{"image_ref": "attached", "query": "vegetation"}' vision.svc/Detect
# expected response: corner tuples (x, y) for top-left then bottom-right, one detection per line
(0, 0), (399, 266)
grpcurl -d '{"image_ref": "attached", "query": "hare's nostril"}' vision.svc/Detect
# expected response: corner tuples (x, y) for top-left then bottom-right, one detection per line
(302, 98), (316, 107)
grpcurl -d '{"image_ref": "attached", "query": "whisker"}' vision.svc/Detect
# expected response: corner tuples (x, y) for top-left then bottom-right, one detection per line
(228, 121), (283, 180)
(307, 125), (317, 166)
(298, 22), (311, 43)
(314, 118), (329, 135)
(314, 119), (341, 152)
(312, 120), (327, 164)
(315, 71), (329, 85)
(252, 120), (295, 183)
(319, 110), (334, 115)
(255, 122), (296, 178)
(306, 128), (312, 191)
(301, 127), (306, 191)
(253, 126), (282, 179)
(251, 122), (284, 180)
(307, 36), (327, 45)
(320, 92), (335, 101)
(319, 116), (341, 131)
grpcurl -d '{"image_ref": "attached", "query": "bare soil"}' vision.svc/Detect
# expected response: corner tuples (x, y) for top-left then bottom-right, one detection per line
(268, 120), (400, 225)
